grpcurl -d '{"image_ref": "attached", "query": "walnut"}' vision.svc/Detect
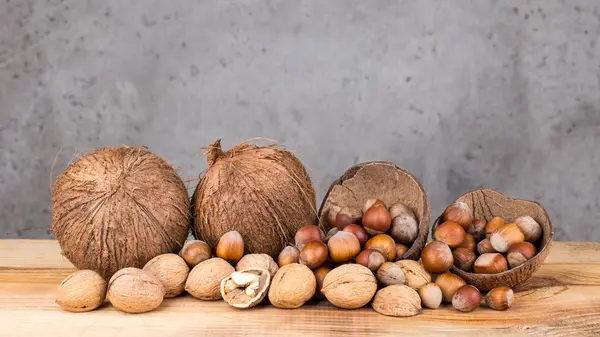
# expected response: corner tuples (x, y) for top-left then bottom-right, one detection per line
(221, 268), (270, 309)
(107, 267), (165, 313)
(143, 253), (189, 298)
(56, 270), (106, 312)
(321, 264), (377, 309)
(395, 260), (431, 290)
(268, 263), (315, 309)
(372, 285), (422, 317)
(185, 258), (234, 300)
(235, 254), (278, 280)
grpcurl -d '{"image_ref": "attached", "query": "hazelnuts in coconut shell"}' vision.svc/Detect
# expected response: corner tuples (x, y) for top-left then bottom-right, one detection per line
(52, 146), (190, 280)
(192, 140), (318, 258)
(318, 161), (430, 260)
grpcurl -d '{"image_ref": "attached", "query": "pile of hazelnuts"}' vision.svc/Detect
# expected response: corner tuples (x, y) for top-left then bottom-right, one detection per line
(419, 201), (543, 312)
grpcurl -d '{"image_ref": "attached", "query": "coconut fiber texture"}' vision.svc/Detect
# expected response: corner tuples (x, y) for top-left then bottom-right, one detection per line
(318, 161), (430, 261)
(192, 140), (317, 258)
(52, 146), (190, 280)
(432, 189), (554, 291)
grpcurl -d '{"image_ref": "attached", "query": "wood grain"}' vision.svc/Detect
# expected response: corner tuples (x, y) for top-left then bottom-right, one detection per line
(1, 240), (600, 336)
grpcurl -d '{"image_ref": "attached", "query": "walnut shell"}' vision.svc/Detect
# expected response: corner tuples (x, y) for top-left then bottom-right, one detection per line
(372, 285), (422, 317)
(185, 258), (234, 300)
(321, 264), (377, 309)
(221, 268), (270, 309)
(107, 267), (165, 313)
(395, 260), (431, 290)
(268, 263), (316, 309)
(56, 270), (106, 312)
(236, 254), (279, 280)
(143, 253), (189, 298)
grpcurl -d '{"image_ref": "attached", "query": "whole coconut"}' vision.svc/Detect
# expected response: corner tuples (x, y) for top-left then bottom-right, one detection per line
(52, 146), (190, 279)
(192, 139), (317, 258)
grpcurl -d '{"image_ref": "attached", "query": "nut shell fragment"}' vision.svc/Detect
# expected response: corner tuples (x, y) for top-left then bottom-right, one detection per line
(236, 254), (279, 280)
(221, 268), (270, 309)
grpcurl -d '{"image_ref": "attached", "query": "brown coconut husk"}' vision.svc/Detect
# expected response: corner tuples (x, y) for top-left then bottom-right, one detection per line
(318, 161), (430, 261)
(432, 189), (554, 291)
(52, 146), (190, 280)
(192, 139), (317, 258)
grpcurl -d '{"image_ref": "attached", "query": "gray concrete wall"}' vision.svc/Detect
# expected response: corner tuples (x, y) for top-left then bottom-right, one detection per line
(1, 1), (599, 241)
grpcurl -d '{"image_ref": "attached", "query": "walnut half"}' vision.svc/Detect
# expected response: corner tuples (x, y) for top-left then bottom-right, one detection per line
(220, 268), (270, 309)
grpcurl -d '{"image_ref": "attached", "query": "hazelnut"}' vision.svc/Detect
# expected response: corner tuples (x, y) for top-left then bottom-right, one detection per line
(442, 202), (472, 230)
(434, 221), (466, 248)
(294, 225), (325, 251)
(395, 260), (431, 290)
(268, 264), (316, 309)
(327, 205), (342, 229)
(489, 223), (525, 253)
(220, 268), (270, 309)
(277, 246), (300, 267)
(485, 286), (514, 311)
(469, 218), (487, 242)
(56, 270), (106, 312)
(299, 241), (328, 269)
(435, 271), (466, 303)
(395, 243), (409, 260)
(335, 207), (362, 230)
(418, 283), (442, 309)
(457, 233), (476, 252)
(107, 268), (165, 313)
(389, 212), (418, 245)
(342, 224), (368, 245)
(372, 285), (422, 317)
(477, 238), (498, 255)
(180, 240), (212, 267)
(143, 253), (189, 298)
(322, 264), (377, 309)
(236, 253), (279, 280)
(185, 258), (234, 300)
(389, 202), (414, 220)
(421, 241), (453, 273)
(364, 234), (396, 261)
(515, 215), (542, 242)
(363, 203), (392, 235)
(364, 199), (387, 213)
(327, 231), (361, 263)
(356, 249), (387, 272)
(452, 248), (476, 271)
(507, 242), (537, 269)
(473, 253), (508, 274)
(485, 217), (505, 238)
(452, 285), (481, 312)
(377, 261), (406, 286)
(216, 231), (244, 264)
(313, 266), (331, 300)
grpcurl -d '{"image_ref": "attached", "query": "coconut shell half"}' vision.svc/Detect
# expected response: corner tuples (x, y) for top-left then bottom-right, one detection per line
(318, 161), (430, 261)
(432, 189), (554, 291)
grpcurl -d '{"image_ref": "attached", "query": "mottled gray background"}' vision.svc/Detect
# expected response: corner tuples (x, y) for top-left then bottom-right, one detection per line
(1, 1), (599, 241)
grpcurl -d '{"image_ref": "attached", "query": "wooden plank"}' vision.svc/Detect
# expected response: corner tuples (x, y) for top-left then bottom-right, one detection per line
(1, 240), (599, 337)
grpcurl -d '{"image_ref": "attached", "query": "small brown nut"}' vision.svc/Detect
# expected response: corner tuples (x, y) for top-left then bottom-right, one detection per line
(313, 266), (331, 300)
(477, 238), (497, 254)
(236, 253), (279, 280)
(295, 225), (325, 251)
(342, 224), (368, 245)
(452, 285), (481, 312)
(507, 242), (537, 269)
(364, 234), (396, 261)
(395, 260), (431, 290)
(372, 285), (422, 317)
(452, 248), (476, 271)
(490, 223), (525, 253)
(185, 258), (234, 300)
(421, 241), (453, 273)
(418, 283), (442, 309)
(485, 217), (505, 237)
(515, 215), (542, 242)
(277, 246), (300, 267)
(216, 231), (244, 264)
(179, 240), (212, 267)
(388, 203), (418, 245)
(457, 233), (476, 252)
(107, 268), (165, 313)
(268, 263), (316, 308)
(442, 202), (472, 230)
(335, 207), (362, 230)
(221, 268), (270, 309)
(356, 249), (387, 272)
(485, 286), (514, 311)
(328, 231), (361, 263)
(322, 264), (377, 309)
(434, 221), (466, 248)
(377, 262), (406, 286)
(143, 253), (189, 298)
(473, 253), (508, 274)
(395, 243), (409, 260)
(435, 271), (466, 303)
(56, 270), (106, 312)
(300, 241), (329, 269)
(363, 203), (392, 235)
(469, 219), (487, 242)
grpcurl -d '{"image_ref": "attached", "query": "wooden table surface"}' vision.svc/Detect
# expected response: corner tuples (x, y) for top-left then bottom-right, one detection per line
(1, 240), (600, 337)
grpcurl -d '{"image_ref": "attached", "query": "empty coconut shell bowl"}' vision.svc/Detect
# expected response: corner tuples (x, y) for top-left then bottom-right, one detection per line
(431, 189), (554, 291)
